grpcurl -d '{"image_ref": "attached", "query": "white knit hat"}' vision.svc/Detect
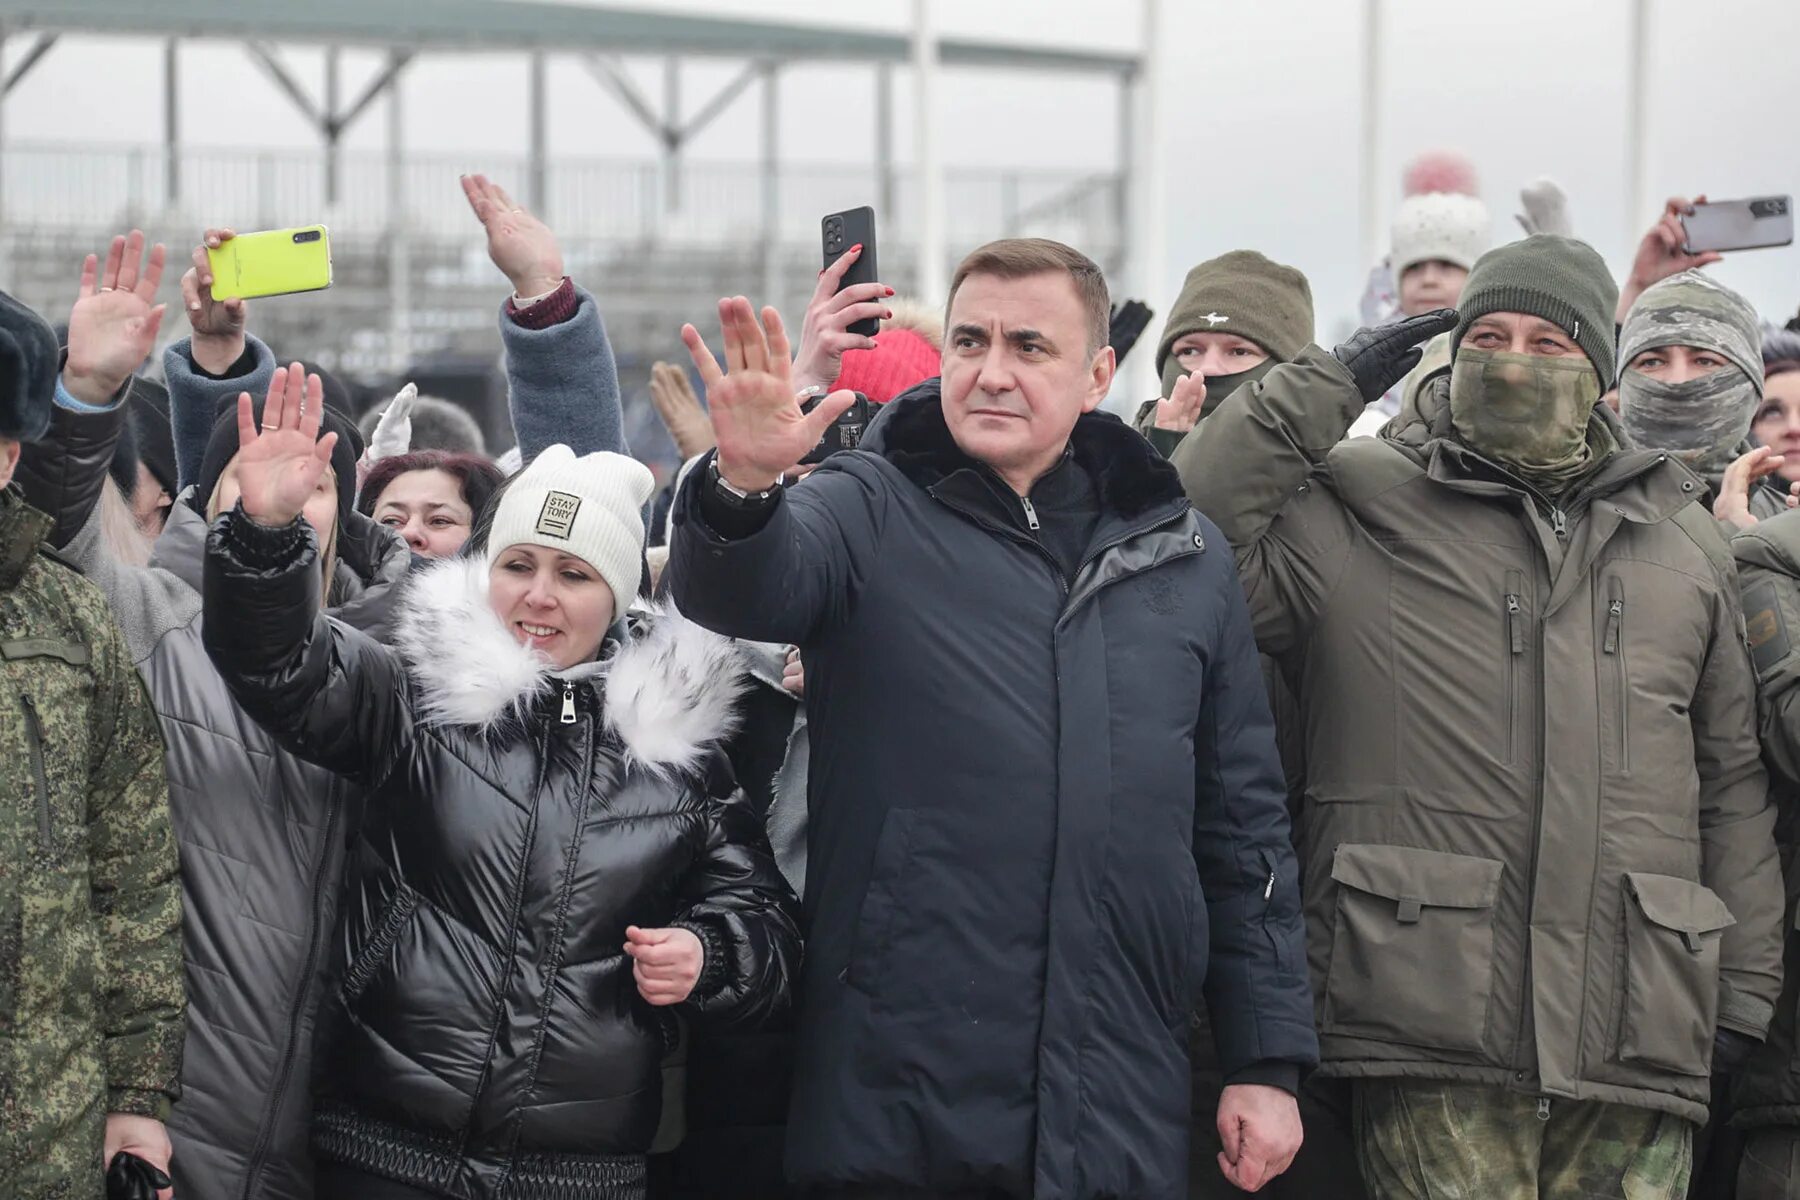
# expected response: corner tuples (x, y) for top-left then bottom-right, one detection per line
(1391, 191), (1492, 277)
(483, 444), (655, 613)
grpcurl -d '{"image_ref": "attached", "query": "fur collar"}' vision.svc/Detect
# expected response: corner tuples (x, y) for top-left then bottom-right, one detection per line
(859, 377), (1185, 519)
(394, 554), (745, 777)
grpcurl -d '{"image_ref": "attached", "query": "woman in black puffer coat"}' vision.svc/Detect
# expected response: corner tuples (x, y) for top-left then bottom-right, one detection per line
(199, 370), (800, 1200)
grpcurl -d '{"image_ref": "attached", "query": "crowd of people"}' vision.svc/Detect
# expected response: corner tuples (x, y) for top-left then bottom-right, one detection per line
(5, 149), (1800, 1200)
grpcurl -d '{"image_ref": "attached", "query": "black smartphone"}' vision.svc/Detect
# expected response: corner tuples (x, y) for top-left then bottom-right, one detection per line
(822, 207), (880, 337)
(800, 390), (874, 464)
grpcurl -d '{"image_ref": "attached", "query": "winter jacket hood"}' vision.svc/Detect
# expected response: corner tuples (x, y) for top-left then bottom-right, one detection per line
(393, 552), (745, 772)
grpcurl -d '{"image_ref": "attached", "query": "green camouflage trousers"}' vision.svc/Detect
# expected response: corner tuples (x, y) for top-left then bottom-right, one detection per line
(1353, 1080), (1693, 1199)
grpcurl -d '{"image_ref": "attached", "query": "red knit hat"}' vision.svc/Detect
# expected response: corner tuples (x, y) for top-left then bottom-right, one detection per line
(833, 327), (941, 404)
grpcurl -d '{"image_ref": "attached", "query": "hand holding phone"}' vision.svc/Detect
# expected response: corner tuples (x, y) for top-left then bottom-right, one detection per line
(1682, 196), (1794, 255)
(206, 225), (333, 301)
(821, 208), (880, 336)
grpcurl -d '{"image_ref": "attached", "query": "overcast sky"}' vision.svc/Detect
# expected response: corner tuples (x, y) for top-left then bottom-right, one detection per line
(9, 0), (1799, 358)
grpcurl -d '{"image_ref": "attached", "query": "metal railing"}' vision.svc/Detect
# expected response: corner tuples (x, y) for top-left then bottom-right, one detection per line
(0, 142), (1121, 254)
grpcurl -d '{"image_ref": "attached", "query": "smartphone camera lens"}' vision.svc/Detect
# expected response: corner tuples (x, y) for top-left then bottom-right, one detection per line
(293, 230), (321, 244)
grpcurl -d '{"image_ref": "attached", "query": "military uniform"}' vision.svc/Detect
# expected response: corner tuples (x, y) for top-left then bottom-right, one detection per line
(0, 484), (182, 1198)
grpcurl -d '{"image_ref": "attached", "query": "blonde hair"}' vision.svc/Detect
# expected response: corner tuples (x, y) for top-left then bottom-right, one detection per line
(97, 476), (153, 568)
(207, 465), (340, 608)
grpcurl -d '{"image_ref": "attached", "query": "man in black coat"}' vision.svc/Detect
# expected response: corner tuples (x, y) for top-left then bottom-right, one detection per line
(667, 238), (1317, 1199)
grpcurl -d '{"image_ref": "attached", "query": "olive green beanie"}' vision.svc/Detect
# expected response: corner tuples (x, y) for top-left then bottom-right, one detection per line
(1153, 250), (1315, 377)
(1450, 234), (1619, 384)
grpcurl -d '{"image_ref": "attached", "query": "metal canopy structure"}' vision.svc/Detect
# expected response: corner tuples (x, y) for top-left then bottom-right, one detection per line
(0, 0), (1148, 394)
(0, 0), (1138, 73)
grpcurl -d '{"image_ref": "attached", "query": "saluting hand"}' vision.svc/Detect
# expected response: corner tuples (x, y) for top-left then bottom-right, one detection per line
(681, 297), (855, 492)
(232, 363), (338, 527)
(625, 925), (705, 1006)
(1154, 372), (1207, 433)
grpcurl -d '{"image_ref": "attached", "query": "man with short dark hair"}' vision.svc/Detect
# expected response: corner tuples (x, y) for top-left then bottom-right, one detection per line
(667, 238), (1318, 1198)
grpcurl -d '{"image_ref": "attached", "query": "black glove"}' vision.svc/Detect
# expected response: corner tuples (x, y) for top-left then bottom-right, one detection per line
(1712, 1027), (1760, 1076)
(1107, 299), (1155, 365)
(106, 1151), (172, 1200)
(1330, 308), (1460, 404)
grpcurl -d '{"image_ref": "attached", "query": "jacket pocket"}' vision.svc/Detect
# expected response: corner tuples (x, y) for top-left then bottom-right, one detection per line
(17, 693), (52, 853)
(341, 887), (420, 1006)
(1616, 871), (1734, 1076)
(1324, 843), (1505, 1054)
(842, 809), (918, 997)
(1603, 576), (1629, 774)
(1504, 571), (1525, 766)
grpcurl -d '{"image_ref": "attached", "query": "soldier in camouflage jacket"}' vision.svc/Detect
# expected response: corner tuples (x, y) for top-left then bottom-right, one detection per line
(0, 277), (183, 1199)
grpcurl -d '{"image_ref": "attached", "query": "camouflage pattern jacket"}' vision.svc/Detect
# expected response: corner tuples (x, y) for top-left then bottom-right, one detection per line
(0, 485), (182, 1198)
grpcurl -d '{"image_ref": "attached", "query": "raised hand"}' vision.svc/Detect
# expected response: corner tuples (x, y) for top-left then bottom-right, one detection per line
(63, 230), (168, 407)
(1715, 445), (1800, 530)
(624, 925), (704, 1006)
(1331, 308), (1459, 404)
(1154, 371), (1208, 433)
(461, 173), (565, 299)
(232, 362), (338, 527)
(180, 228), (249, 375)
(681, 297), (855, 492)
(791, 244), (892, 395)
(367, 382), (417, 462)
(648, 361), (716, 461)
(1617, 195), (1723, 323)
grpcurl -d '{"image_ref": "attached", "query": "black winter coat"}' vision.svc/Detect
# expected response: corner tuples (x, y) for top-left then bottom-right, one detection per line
(202, 519), (801, 1200)
(667, 383), (1318, 1199)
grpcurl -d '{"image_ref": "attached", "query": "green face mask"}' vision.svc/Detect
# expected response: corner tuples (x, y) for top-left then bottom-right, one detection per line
(1449, 348), (1604, 493)
(1159, 355), (1280, 419)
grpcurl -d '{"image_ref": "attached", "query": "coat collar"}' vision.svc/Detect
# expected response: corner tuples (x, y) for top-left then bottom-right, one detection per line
(0, 485), (52, 592)
(857, 377), (1187, 521)
(394, 554), (745, 778)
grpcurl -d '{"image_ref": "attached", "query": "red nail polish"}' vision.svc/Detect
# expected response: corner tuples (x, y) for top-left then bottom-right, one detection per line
(851, 244), (862, 253)
(886, 287), (896, 296)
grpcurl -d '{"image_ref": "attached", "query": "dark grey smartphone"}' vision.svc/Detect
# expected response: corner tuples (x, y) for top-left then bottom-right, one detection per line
(822, 207), (880, 337)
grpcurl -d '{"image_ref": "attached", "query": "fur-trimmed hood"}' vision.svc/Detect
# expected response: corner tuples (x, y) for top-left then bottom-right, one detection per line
(394, 553), (745, 776)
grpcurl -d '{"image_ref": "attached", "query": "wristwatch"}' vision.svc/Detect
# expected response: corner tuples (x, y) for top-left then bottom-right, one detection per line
(708, 459), (784, 509)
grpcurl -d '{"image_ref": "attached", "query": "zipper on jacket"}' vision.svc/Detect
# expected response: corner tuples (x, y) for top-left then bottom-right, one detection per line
(241, 793), (344, 1200)
(1504, 572), (1524, 765)
(1019, 495), (1041, 531)
(1536, 1097), (1552, 1122)
(19, 693), (51, 851)
(1604, 578), (1629, 771)
(560, 680), (577, 725)
(1551, 508), (1568, 541)
(1509, 584), (1549, 1075)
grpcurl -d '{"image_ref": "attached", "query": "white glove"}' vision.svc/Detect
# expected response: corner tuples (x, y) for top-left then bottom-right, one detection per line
(368, 383), (418, 462)
(1516, 178), (1573, 238)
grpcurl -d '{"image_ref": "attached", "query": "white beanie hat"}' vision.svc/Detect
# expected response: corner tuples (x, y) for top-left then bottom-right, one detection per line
(483, 444), (655, 613)
(1391, 191), (1491, 277)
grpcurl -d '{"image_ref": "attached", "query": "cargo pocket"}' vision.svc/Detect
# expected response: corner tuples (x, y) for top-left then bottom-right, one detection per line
(842, 809), (918, 997)
(1323, 843), (1505, 1054)
(341, 887), (420, 1005)
(1616, 872), (1734, 1076)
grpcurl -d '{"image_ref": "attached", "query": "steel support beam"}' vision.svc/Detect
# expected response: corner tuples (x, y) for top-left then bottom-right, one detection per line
(2, 31), (55, 95)
(164, 36), (179, 205)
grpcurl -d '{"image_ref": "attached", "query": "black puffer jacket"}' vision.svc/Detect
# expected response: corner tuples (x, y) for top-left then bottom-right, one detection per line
(202, 516), (801, 1200)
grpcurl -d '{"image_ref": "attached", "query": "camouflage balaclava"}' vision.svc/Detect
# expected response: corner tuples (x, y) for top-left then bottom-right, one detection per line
(1618, 271), (1764, 486)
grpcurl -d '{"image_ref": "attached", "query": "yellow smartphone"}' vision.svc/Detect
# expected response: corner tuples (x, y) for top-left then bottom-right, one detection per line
(206, 225), (333, 301)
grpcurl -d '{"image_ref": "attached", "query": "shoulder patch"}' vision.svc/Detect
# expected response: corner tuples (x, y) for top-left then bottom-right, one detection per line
(1741, 577), (1792, 676)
